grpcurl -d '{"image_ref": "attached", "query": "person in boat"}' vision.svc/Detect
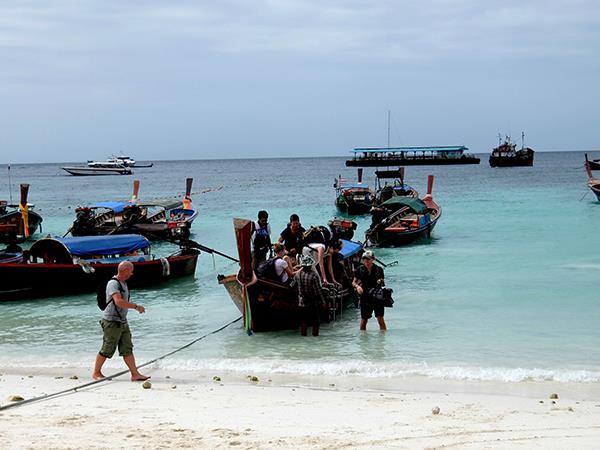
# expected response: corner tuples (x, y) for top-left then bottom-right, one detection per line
(92, 261), (150, 382)
(301, 226), (333, 284)
(278, 213), (305, 257)
(294, 255), (327, 337)
(352, 250), (387, 331)
(323, 239), (345, 288)
(251, 210), (272, 270)
(272, 242), (298, 284)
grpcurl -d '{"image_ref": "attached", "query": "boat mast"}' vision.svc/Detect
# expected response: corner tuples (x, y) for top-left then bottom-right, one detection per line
(387, 110), (391, 150)
(7, 164), (13, 204)
(521, 131), (525, 149)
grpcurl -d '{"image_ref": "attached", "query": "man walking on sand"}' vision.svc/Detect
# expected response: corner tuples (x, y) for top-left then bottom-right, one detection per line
(93, 261), (150, 381)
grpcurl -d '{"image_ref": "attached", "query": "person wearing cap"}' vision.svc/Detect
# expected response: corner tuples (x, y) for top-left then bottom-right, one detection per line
(293, 255), (327, 336)
(352, 250), (387, 330)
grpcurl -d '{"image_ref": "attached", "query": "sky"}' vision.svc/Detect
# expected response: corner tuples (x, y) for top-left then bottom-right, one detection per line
(1, 0), (599, 163)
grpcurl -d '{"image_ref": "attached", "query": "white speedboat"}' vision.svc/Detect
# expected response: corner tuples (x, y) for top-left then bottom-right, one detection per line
(62, 166), (133, 176)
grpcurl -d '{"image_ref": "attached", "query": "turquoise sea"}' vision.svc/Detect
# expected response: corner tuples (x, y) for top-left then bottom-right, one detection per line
(1, 152), (599, 384)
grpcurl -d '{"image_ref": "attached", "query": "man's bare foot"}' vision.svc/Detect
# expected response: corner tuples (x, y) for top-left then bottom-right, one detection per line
(131, 374), (151, 382)
(92, 373), (106, 380)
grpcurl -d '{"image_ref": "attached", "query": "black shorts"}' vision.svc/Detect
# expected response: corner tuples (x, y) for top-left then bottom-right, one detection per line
(360, 300), (384, 320)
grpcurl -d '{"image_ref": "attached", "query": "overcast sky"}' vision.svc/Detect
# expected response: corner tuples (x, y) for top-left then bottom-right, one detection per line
(1, 0), (599, 163)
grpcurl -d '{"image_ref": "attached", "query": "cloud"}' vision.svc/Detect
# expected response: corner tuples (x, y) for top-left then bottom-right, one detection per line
(0, 1), (598, 61)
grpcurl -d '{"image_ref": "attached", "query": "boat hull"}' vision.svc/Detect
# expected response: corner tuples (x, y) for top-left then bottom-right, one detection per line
(0, 251), (199, 301)
(335, 196), (373, 215)
(367, 216), (440, 247)
(489, 155), (534, 167)
(217, 274), (355, 332)
(62, 167), (133, 176)
(0, 210), (43, 243)
(347, 156), (480, 166)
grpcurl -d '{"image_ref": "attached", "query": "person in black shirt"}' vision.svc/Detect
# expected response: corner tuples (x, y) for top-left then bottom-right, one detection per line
(352, 250), (387, 331)
(278, 213), (305, 257)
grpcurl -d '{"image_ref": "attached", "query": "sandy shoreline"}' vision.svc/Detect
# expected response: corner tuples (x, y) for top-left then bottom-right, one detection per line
(1, 367), (600, 449)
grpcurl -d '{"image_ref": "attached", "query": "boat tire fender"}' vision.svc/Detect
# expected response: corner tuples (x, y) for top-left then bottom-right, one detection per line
(160, 257), (170, 277)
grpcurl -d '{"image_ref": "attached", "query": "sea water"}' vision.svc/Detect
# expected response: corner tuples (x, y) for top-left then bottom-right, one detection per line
(1, 152), (599, 384)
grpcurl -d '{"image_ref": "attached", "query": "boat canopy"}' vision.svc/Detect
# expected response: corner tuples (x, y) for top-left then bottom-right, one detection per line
(30, 234), (150, 260)
(381, 197), (427, 213)
(353, 146), (468, 154)
(139, 198), (183, 210)
(341, 183), (370, 189)
(340, 239), (363, 259)
(91, 201), (131, 214)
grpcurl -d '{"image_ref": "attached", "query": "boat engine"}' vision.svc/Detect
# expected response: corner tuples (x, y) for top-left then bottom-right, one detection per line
(328, 217), (357, 241)
(71, 207), (96, 236)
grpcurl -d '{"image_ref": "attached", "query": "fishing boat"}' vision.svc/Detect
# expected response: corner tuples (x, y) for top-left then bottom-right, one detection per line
(334, 169), (375, 214)
(365, 175), (441, 247)
(217, 218), (364, 332)
(374, 167), (418, 206)
(87, 155), (153, 169)
(62, 166), (133, 176)
(0, 234), (199, 301)
(70, 179), (198, 240)
(489, 133), (534, 167)
(584, 156), (600, 201)
(0, 184), (43, 244)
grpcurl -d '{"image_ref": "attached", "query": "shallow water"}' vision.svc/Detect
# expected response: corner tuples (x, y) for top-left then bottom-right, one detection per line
(1, 152), (599, 383)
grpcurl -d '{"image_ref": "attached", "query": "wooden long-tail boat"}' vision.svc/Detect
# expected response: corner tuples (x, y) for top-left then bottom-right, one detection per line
(0, 234), (199, 301)
(217, 218), (364, 332)
(70, 178), (198, 240)
(584, 155), (600, 201)
(334, 169), (375, 215)
(0, 184), (43, 244)
(365, 175), (441, 247)
(374, 167), (419, 206)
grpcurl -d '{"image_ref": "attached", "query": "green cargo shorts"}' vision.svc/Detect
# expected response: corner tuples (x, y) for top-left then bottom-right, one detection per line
(99, 319), (133, 358)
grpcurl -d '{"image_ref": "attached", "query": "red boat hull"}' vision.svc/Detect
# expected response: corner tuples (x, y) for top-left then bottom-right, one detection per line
(0, 252), (199, 301)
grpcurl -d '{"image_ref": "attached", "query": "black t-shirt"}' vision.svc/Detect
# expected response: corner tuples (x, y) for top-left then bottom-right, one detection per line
(280, 225), (305, 253)
(353, 264), (384, 291)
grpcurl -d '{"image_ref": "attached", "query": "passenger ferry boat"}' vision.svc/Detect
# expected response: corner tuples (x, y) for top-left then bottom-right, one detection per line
(346, 145), (480, 166)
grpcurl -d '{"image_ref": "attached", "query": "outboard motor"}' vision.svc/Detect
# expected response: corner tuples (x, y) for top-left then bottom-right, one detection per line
(328, 217), (357, 241)
(71, 207), (96, 236)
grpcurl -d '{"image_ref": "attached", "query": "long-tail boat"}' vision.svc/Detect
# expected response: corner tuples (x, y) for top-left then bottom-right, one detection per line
(0, 234), (199, 301)
(585, 153), (600, 172)
(70, 178), (198, 240)
(489, 133), (534, 167)
(584, 155), (600, 201)
(0, 184), (43, 244)
(217, 218), (364, 332)
(374, 167), (418, 206)
(365, 175), (441, 247)
(334, 168), (375, 214)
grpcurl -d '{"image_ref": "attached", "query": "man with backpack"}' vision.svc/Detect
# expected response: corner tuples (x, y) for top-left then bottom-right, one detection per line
(251, 210), (272, 270)
(92, 261), (150, 381)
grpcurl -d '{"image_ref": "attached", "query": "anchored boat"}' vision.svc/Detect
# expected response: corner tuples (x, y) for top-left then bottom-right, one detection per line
(0, 184), (43, 244)
(366, 175), (441, 247)
(334, 169), (375, 214)
(0, 234), (199, 301)
(489, 133), (534, 167)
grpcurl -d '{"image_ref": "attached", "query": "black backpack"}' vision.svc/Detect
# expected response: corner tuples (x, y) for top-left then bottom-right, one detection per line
(97, 276), (125, 311)
(256, 257), (281, 281)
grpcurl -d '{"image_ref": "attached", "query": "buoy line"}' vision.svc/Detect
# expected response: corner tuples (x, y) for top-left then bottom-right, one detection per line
(0, 316), (242, 412)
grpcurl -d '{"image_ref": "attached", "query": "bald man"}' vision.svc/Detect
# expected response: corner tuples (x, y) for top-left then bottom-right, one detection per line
(93, 261), (150, 381)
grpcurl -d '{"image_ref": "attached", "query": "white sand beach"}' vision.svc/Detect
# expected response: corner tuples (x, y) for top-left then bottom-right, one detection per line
(1, 367), (599, 449)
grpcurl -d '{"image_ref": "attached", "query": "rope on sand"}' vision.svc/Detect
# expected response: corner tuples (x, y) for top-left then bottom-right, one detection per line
(0, 316), (242, 412)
